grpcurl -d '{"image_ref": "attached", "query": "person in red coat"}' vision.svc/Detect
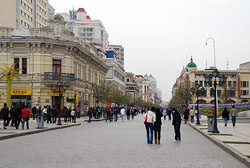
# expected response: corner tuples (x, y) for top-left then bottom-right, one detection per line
(21, 106), (30, 130)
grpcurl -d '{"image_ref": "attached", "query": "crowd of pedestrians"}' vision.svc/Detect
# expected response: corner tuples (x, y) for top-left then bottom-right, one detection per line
(0, 103), (82, 130)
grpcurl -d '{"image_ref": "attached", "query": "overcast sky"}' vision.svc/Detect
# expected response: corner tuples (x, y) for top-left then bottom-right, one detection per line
(50, 0), (250, 101)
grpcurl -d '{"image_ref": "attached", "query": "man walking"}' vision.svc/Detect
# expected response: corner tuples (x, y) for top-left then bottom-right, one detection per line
(32, 106), (37, 120)
(172, 108), (181, 141)
(144, 107), (156, 144)
(231, 105), (238, 127)
(21, 106), (30, 130)
(120, 107), (126, 121)
(1, 103), (9, 129)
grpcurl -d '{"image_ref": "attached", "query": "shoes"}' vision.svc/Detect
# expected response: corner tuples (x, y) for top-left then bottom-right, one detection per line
(173, 140), (177, 142)
(158, 140), (160, 144)
(155, 141), (157, 144)
(3, 127), (7, 129)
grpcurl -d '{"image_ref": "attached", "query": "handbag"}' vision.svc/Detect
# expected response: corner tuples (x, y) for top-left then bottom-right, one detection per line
(144, 112), (148, 124)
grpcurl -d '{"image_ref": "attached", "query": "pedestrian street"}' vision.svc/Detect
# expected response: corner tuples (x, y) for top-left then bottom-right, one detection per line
(0, 115), (247, 168)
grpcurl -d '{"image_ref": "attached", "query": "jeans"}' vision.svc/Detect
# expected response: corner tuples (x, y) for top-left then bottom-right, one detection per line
(232, 116), (236, 127)
(223, 118), (228, 126)
(22, 118), (29, 129)
(114, 114), (118, 121)
(164, 115), (166, 120)
(121, 114), (125, 121)
(145, 123), (154, 144)
(191, 116), (194, 123)
(174, 124), (181, 140)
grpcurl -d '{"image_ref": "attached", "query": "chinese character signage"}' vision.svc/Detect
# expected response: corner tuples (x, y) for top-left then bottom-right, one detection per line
(11, 90), (31, 96)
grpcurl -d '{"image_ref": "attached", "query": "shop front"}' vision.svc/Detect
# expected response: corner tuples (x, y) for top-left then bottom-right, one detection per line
(11, 90), (31, 109)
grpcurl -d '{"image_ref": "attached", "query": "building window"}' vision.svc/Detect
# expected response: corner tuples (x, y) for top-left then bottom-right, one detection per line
(241, 90), (249, 96)
(241, 81), (249, 88)
(128, 87), (134, 91)
(217, 90), (222, 97)
(52, 59), (61, 73)
(14, 58), (19, 72)
(228, 81), (232, 88)
(127, 78), (130, 82)
(22, 58), (27, 74)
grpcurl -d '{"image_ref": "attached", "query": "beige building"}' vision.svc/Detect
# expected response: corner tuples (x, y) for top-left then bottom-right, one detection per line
(0, 0), (49, 28)
(172, 58), (250, 104)
(0, 15), (108, 114)
(125, 72), (140, 103)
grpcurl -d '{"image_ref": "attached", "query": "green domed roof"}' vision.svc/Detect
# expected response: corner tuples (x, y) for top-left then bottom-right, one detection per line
(187, 57), (197, 68)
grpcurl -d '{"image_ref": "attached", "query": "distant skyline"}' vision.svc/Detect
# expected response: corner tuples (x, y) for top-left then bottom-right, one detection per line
(50, 0), (250, 101)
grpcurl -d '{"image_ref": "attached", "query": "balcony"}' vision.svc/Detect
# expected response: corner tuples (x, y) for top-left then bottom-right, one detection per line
(44, 72), (75, 82)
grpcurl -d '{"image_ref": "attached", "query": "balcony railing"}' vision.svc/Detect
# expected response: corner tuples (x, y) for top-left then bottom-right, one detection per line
(44, 72), (75, 82)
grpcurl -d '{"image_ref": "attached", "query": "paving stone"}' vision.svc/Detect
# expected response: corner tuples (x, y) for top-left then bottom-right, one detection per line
(0, 115), (247, 168)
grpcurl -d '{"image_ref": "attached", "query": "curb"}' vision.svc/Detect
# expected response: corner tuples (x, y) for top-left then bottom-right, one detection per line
(0, 123), (81, 141)
(84, 119), (106, 122)
(188, 123), (250, 168)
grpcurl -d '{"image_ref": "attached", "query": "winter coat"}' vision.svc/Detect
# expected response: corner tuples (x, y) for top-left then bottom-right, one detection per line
(21, 108), (30, 118)
(1, 106), (9, 119)
(154, 111), (163, 129)
(172, 111), (181, 125)
(222, 109), (229, 120)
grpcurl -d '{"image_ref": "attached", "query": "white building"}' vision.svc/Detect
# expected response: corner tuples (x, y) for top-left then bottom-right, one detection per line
(47, 2), (55, 20)
(108, 45), (124, 67)
(57, 8), (109, 49)
(102, 49), (126, 92)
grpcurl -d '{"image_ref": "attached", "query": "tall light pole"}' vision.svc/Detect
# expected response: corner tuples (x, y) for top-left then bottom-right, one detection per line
(205, 38), (216, 67)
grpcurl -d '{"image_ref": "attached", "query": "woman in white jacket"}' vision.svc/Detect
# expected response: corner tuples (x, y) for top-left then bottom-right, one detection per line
(144, 107), (156, 144)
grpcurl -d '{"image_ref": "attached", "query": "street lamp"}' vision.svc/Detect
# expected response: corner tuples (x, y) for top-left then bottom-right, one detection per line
(204, 69), (227, 133)
(205, 38), (216, 67)
(191, 84), (205, 125)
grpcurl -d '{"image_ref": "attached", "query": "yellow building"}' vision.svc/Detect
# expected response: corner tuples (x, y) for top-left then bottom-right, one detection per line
(172, 58), (250, 104)
(0, 0), (48, 28)
(0, 15), (108, 114)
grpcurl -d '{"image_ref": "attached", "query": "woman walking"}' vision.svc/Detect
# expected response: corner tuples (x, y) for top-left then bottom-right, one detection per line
(172, 108), (181, 141)
(154, 108), (163, 144)
(88, 107), (92, 123)
(222, 107), (229, 127)
(183, 108), (189, 124)
(144, 107), (156, 144)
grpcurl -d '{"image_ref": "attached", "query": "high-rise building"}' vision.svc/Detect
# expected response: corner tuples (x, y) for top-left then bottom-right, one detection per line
(108, 45), (124, 67)
(58, 8), (109, 49)
(0, 0), (50, 28)
(47, 2), (55, 20)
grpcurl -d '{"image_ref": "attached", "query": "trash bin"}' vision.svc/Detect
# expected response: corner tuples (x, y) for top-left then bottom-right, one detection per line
(36, 114), (44, 129)
(207, 116), (214, 132)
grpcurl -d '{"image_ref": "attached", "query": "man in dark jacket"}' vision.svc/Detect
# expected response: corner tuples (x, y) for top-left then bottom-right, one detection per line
(32, 106), (37, 120)
(172, 108), (181, 141)
(222, 107), (229, 127)
(51, 106), (57, 124)
(1, 103), (9, 129)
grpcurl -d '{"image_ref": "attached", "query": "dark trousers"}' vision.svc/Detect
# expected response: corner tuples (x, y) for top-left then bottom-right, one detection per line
(64, 116), (67, 122)
(47, 115), (52, 124)
(127, 115), (130, 120)
(164, 116), (166, 120)
(145, 123), (154, 144)
(168, 114), (171, 120)
(52, 116), (57, 124)
(106, 115), (109, 122)
(15, 118), (21, 129)
(174, 124), (181, 140)
(3, 118), (9, 128)
(232, 116), (236, 127)
(154, 127), (161, 140)
(32, 113), (36, 120)
(88, 117), (92, 123)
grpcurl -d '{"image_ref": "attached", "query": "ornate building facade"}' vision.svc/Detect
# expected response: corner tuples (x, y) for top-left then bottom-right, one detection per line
(172, 58), (250, 104)
(0, 15), (108, 114)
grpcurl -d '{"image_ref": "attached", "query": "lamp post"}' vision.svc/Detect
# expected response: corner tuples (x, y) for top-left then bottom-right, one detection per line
(53, 81), (66, 125)
(191, 85), (205, 125)
(205, 38), (216, 67)
(205, 69), (227, 133)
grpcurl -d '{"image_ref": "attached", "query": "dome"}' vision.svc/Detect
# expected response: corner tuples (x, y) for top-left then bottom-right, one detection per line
(187, 57), (197, 68)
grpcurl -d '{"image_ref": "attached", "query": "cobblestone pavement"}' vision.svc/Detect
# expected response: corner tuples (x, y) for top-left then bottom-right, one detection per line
(0, 115), (247, 168)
